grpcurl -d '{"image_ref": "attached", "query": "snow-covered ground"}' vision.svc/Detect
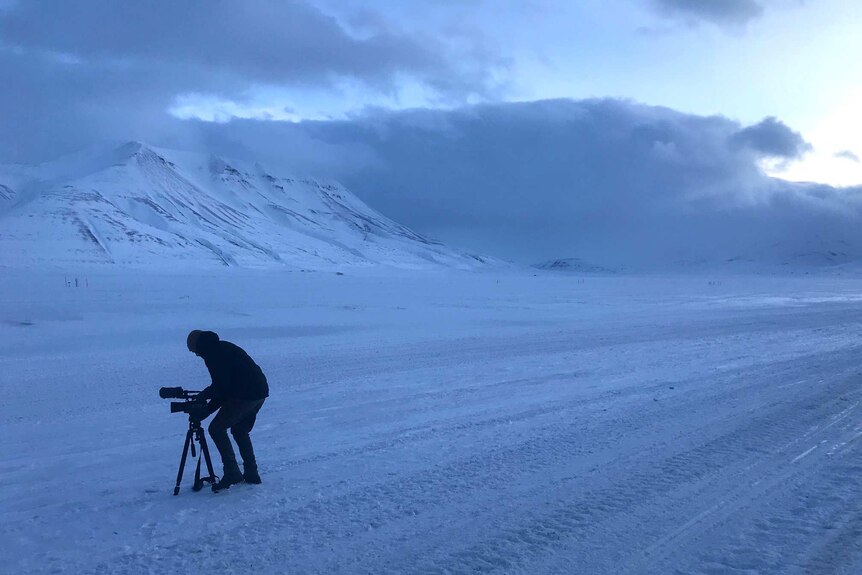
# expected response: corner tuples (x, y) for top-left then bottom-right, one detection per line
(3, 268), (862, 574)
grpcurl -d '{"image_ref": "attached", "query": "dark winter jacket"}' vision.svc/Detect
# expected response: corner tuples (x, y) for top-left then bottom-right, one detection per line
(195, 331), (269, 401)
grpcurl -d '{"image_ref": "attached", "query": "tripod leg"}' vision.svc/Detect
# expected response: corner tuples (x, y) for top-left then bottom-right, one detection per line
(174, 429), (194, 496)
(193, 452), (203, 491)
(198, 429), (218, 484)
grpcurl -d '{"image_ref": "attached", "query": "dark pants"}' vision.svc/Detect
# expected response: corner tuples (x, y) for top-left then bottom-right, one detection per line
(208, 398), (265, 473)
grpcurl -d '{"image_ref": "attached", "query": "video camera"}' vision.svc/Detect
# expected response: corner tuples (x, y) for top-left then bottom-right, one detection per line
(159, 387), (208, 419)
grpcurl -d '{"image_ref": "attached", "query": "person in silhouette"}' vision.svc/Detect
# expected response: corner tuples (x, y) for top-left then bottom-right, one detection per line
(186, 330), (269, 492)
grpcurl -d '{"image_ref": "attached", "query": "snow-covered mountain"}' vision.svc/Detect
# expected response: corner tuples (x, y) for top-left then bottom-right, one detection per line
(0, 142), (487, 270)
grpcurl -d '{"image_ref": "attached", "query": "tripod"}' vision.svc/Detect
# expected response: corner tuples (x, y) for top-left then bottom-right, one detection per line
(174, 416), (218, 495)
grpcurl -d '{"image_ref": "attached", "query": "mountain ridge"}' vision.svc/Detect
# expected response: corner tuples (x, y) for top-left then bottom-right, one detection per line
(0, 142), (487, 270)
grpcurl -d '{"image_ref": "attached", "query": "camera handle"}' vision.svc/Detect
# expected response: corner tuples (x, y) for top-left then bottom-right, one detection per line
(173, 417), (218, 495)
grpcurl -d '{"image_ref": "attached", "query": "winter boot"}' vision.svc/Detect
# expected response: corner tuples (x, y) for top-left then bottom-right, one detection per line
(243, 463), (262, 485)
(212, 462), (243, 492)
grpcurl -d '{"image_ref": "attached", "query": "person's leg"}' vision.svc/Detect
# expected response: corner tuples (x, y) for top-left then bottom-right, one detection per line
(230, 399), (265, 483)
(208, 402), (245, 484)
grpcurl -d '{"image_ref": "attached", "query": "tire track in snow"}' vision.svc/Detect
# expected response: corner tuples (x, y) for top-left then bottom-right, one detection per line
(659, 398), (862, 575)
(411, 362), (862, 574)
(622, 393), (862, 574)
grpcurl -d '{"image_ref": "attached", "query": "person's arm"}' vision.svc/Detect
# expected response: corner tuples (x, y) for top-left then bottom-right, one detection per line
(197, 354), (231, 401)
(196, 397), (223, 421)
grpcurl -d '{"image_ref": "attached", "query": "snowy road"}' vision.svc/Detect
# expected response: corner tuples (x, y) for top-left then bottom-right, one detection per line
(2, 270), (862, 573)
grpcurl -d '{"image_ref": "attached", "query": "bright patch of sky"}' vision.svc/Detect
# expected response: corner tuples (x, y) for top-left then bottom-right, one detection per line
(767, 86), (862, 187)
(170, 77), (474, 123)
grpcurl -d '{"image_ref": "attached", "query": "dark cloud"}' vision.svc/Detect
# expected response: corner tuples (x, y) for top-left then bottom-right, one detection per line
(0, 44), (199, 162)
(187, 99), (860, 267)
(0, 0), (486, 92)
(0, 0), (504, 162)
(649, 0), (764, 26)
(835, 150), (860, 163)
(728, 117), (811, 159)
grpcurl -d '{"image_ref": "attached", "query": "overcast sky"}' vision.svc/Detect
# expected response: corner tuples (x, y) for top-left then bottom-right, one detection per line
(1, 0), (861, 264)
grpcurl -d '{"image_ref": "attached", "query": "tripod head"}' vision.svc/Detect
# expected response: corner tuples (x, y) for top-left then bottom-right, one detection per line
(187, 413), (207, 431)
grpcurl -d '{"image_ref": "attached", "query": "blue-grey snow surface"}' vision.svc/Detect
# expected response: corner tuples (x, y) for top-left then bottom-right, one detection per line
(2, 268), (862, 574)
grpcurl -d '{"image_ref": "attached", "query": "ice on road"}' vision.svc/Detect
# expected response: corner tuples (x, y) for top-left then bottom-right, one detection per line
(2, 270), (862, 574)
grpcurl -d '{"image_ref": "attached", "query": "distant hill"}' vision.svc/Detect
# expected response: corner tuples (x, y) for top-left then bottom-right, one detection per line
(535, 246), (862, 275)
(534, 258), (618, 274)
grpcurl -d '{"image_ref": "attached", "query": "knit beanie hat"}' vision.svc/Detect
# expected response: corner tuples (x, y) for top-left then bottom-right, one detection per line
(187, 329), (203, 352)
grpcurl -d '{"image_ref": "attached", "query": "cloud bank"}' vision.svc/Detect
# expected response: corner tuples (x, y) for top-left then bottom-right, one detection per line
(183, 98), (862, 267)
